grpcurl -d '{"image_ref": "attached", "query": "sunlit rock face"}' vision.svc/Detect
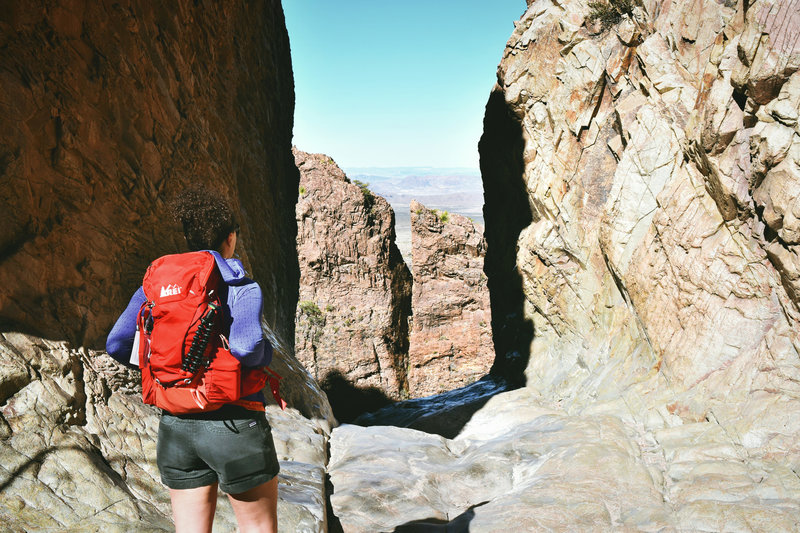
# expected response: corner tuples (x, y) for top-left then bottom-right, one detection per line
(0, 2), (334, 531)
(0, 0), (299, 349)
(407, 200), (493, 397)
(293, 154), (496, 405)
(483, 0), (800, 442)
(0, 332), (334, 532)
(329, 0), (800, 530)
(294, 149), (412, 402)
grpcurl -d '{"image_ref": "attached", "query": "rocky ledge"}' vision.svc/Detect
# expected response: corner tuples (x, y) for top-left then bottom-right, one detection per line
(330, 388), (800, 532)
(0, 331), (335, 532)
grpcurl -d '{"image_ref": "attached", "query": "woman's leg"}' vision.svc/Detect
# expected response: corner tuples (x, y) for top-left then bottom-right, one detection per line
(169, 483), (218, 533)
(227, 476), (279, 533)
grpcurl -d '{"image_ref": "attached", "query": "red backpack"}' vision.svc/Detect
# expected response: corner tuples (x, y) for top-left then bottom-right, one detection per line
(136, 251), (285, 413)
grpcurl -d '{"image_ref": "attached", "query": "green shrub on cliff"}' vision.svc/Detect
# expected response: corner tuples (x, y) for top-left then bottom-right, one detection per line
(352, 179), (377, 218)
(353, 180), (374, 203)
(431, 208), (450, 223)
(299, 300), (325, 328)
(587, 0), (635, 29)
(298, 300), (325, 343)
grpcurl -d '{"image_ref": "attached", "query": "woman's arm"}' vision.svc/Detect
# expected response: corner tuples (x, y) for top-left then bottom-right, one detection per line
(106, 287), (147, 368)
(228, 282), (273, 367)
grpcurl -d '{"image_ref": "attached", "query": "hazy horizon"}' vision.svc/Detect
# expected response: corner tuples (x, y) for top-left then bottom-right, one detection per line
(346, 167), (485, 265)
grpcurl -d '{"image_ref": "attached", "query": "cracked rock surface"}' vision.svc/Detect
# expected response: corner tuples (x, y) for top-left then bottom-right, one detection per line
(328, 0), (800, 530)
(294, 149), (412, 401)
(0, 331), (334, 532)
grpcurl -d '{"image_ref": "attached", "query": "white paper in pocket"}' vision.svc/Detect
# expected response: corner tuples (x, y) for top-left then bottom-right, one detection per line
(130, 330), (140, 366)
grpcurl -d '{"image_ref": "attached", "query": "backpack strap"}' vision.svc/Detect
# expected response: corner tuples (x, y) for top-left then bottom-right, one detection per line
(264, 367), (287, 410)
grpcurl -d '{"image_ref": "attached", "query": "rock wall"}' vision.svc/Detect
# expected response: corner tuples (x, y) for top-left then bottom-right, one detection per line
(482, 0), (800, 442)
(0, 0), (299, 349)
(407, 200), (493, 397)
(0, 2), (335, 531)
(294, 149), (412, 404)
(328, 1), (800, 530)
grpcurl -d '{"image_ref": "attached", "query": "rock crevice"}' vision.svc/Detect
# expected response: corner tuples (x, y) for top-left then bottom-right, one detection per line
(294, 151), (499, 408)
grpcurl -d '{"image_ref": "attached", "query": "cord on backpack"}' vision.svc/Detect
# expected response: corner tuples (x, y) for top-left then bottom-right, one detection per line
(181, 302), (219, 374)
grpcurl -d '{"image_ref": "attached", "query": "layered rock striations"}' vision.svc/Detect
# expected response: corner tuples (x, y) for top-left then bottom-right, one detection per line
(329, 0), (800, 530)
(294, 149), (412, 403)
(407, 200), (493, 397)
(0, 2), (334, 531)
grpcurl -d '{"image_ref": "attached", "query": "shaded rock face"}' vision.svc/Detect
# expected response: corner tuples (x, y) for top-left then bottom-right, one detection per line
(0, 0), (299, 349)
(0, 2), (335, 531)
(294, 149), (412, 405)
(407, 200), (493, 397)
(328, 0), (800, 530)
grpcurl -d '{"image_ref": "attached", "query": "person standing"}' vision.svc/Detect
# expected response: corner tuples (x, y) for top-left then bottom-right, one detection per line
(106, 187), (279, 533)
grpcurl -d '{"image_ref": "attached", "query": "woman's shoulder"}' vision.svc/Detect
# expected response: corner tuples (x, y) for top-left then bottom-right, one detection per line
(227, 277), (262, 303)
(229, 276), (259, 289)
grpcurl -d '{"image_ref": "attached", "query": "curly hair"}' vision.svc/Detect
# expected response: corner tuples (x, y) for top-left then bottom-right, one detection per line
(172, 186), (238, 251)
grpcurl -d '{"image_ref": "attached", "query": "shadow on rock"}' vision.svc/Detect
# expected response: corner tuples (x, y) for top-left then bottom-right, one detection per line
(393, 501), (487, 532)
(479, 86), (534, 388)
(354, 375), (513, 439)
(321, 370), (395, 424)
(322, 369), (514, 439)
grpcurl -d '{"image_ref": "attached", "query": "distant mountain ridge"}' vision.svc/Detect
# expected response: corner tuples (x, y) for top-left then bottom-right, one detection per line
(346, 167), (485, 264)
(345, 166), (480, 177)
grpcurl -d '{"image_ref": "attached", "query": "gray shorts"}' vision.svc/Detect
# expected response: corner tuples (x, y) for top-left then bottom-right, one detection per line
(156, 405), (280, 494)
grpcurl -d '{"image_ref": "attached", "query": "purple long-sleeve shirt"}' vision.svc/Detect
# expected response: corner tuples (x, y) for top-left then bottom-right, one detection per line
(106, 251), (272, 403)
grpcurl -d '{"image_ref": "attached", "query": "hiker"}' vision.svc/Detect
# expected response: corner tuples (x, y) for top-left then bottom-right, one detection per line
(106, 187), (280, 533)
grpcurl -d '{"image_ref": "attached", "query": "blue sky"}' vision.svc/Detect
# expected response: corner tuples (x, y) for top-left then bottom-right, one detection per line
(282, 1), (526, 170)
